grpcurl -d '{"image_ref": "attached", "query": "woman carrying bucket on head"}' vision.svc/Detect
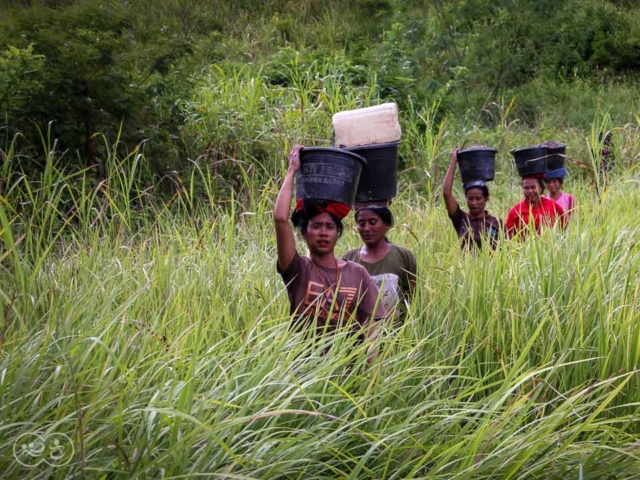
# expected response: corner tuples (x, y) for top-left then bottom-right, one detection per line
(274, 145), (385, 351)
(443, 147), (502, 251)
(543, 172), (575, 220)
(506, 145), (566, 239)
(335, 108), (413, 323)
(342, 203), (417, 322)
(542, 141), (576, 220)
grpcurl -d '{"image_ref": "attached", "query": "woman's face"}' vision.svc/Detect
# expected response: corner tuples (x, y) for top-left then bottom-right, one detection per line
(545, 179), (562, 194)
(356, 209), (390, 247)
(302, 212), (339, 255)
(465, 188), (487, 216)
(522, 177), (542, 204)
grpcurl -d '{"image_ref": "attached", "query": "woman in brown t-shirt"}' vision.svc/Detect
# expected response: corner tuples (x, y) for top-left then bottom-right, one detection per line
(274, 145), (385, 355)
(443, 148), (502, 251)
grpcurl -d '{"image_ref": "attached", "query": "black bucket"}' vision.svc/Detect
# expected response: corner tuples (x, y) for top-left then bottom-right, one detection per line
(296, 147), (366, 206)
(544, 141), (566, 170)
(346, 142), (398, 202)
(457, 146), (497, 183)
(510, 145), (548, 177)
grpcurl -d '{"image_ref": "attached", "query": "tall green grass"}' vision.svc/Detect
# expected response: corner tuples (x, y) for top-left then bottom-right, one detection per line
(0, 113), (639, 478)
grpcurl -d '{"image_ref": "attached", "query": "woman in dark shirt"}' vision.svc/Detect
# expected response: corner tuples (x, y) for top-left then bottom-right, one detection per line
(443, 148), (502, 251)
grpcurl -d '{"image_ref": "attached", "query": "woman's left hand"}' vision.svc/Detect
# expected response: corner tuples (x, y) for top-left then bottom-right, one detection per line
(288, 144), (304, 173)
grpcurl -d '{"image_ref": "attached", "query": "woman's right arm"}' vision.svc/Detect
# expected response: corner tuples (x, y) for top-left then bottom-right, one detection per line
(443, 149), (460, 216)
(274, 145), (302, 271)
(505, 207), (518, 239)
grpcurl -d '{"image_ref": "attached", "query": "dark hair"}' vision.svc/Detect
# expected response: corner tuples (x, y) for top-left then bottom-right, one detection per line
(293, 211), (344, 237)
(599, 130), (613, 146)
(354, 206), (394, 227)
(464, 185), (490, 199)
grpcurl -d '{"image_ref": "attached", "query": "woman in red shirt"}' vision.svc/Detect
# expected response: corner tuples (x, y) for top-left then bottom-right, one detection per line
(505, 176), (566, 239)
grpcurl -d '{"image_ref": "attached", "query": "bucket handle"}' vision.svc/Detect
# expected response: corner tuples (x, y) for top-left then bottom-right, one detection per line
(526, 152), (566, 164)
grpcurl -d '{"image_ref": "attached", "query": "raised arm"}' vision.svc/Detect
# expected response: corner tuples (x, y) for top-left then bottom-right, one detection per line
(274, 145), (303, 271)
(443, 148), (460, 216)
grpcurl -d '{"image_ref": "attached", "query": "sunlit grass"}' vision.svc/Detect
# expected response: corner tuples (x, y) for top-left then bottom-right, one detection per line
(0, 114), (639, 477)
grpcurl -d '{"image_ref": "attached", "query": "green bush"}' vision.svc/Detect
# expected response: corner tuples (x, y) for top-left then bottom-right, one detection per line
(1, 0), (640, 196)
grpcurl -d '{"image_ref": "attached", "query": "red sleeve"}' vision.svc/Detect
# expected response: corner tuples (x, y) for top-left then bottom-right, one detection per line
(543, 200), (567, 228)
(505, 205), (519, 238)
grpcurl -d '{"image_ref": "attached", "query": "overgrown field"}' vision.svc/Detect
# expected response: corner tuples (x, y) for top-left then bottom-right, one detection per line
(0, 121), (639, 478)
(2, 1), (640, 477)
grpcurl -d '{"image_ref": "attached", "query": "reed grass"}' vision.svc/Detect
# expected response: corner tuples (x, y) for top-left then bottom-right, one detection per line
(0, 110), (639, 478)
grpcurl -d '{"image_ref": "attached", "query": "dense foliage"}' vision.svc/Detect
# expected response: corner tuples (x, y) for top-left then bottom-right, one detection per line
(1, 0), (640, 186)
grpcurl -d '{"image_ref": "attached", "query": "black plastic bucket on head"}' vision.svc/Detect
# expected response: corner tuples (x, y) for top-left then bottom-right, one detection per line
(457, 147), (497, 183)
(510, 146), (548, 177)
(346, 142), (399, 202)
(296, 147), (366, 206)
(544, 141), (566, 170)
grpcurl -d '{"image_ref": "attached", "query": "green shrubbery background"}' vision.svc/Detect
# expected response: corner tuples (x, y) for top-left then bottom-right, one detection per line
(2, 3), (640, 477)
(1, 0), (640, 194)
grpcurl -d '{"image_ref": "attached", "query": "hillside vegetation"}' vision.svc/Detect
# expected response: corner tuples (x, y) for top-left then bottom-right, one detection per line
(1, 1), (640, 478)
(1, 0), (640, 186)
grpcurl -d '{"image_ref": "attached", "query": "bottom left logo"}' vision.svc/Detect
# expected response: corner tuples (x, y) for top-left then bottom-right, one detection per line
(13, 432), (75, 468)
